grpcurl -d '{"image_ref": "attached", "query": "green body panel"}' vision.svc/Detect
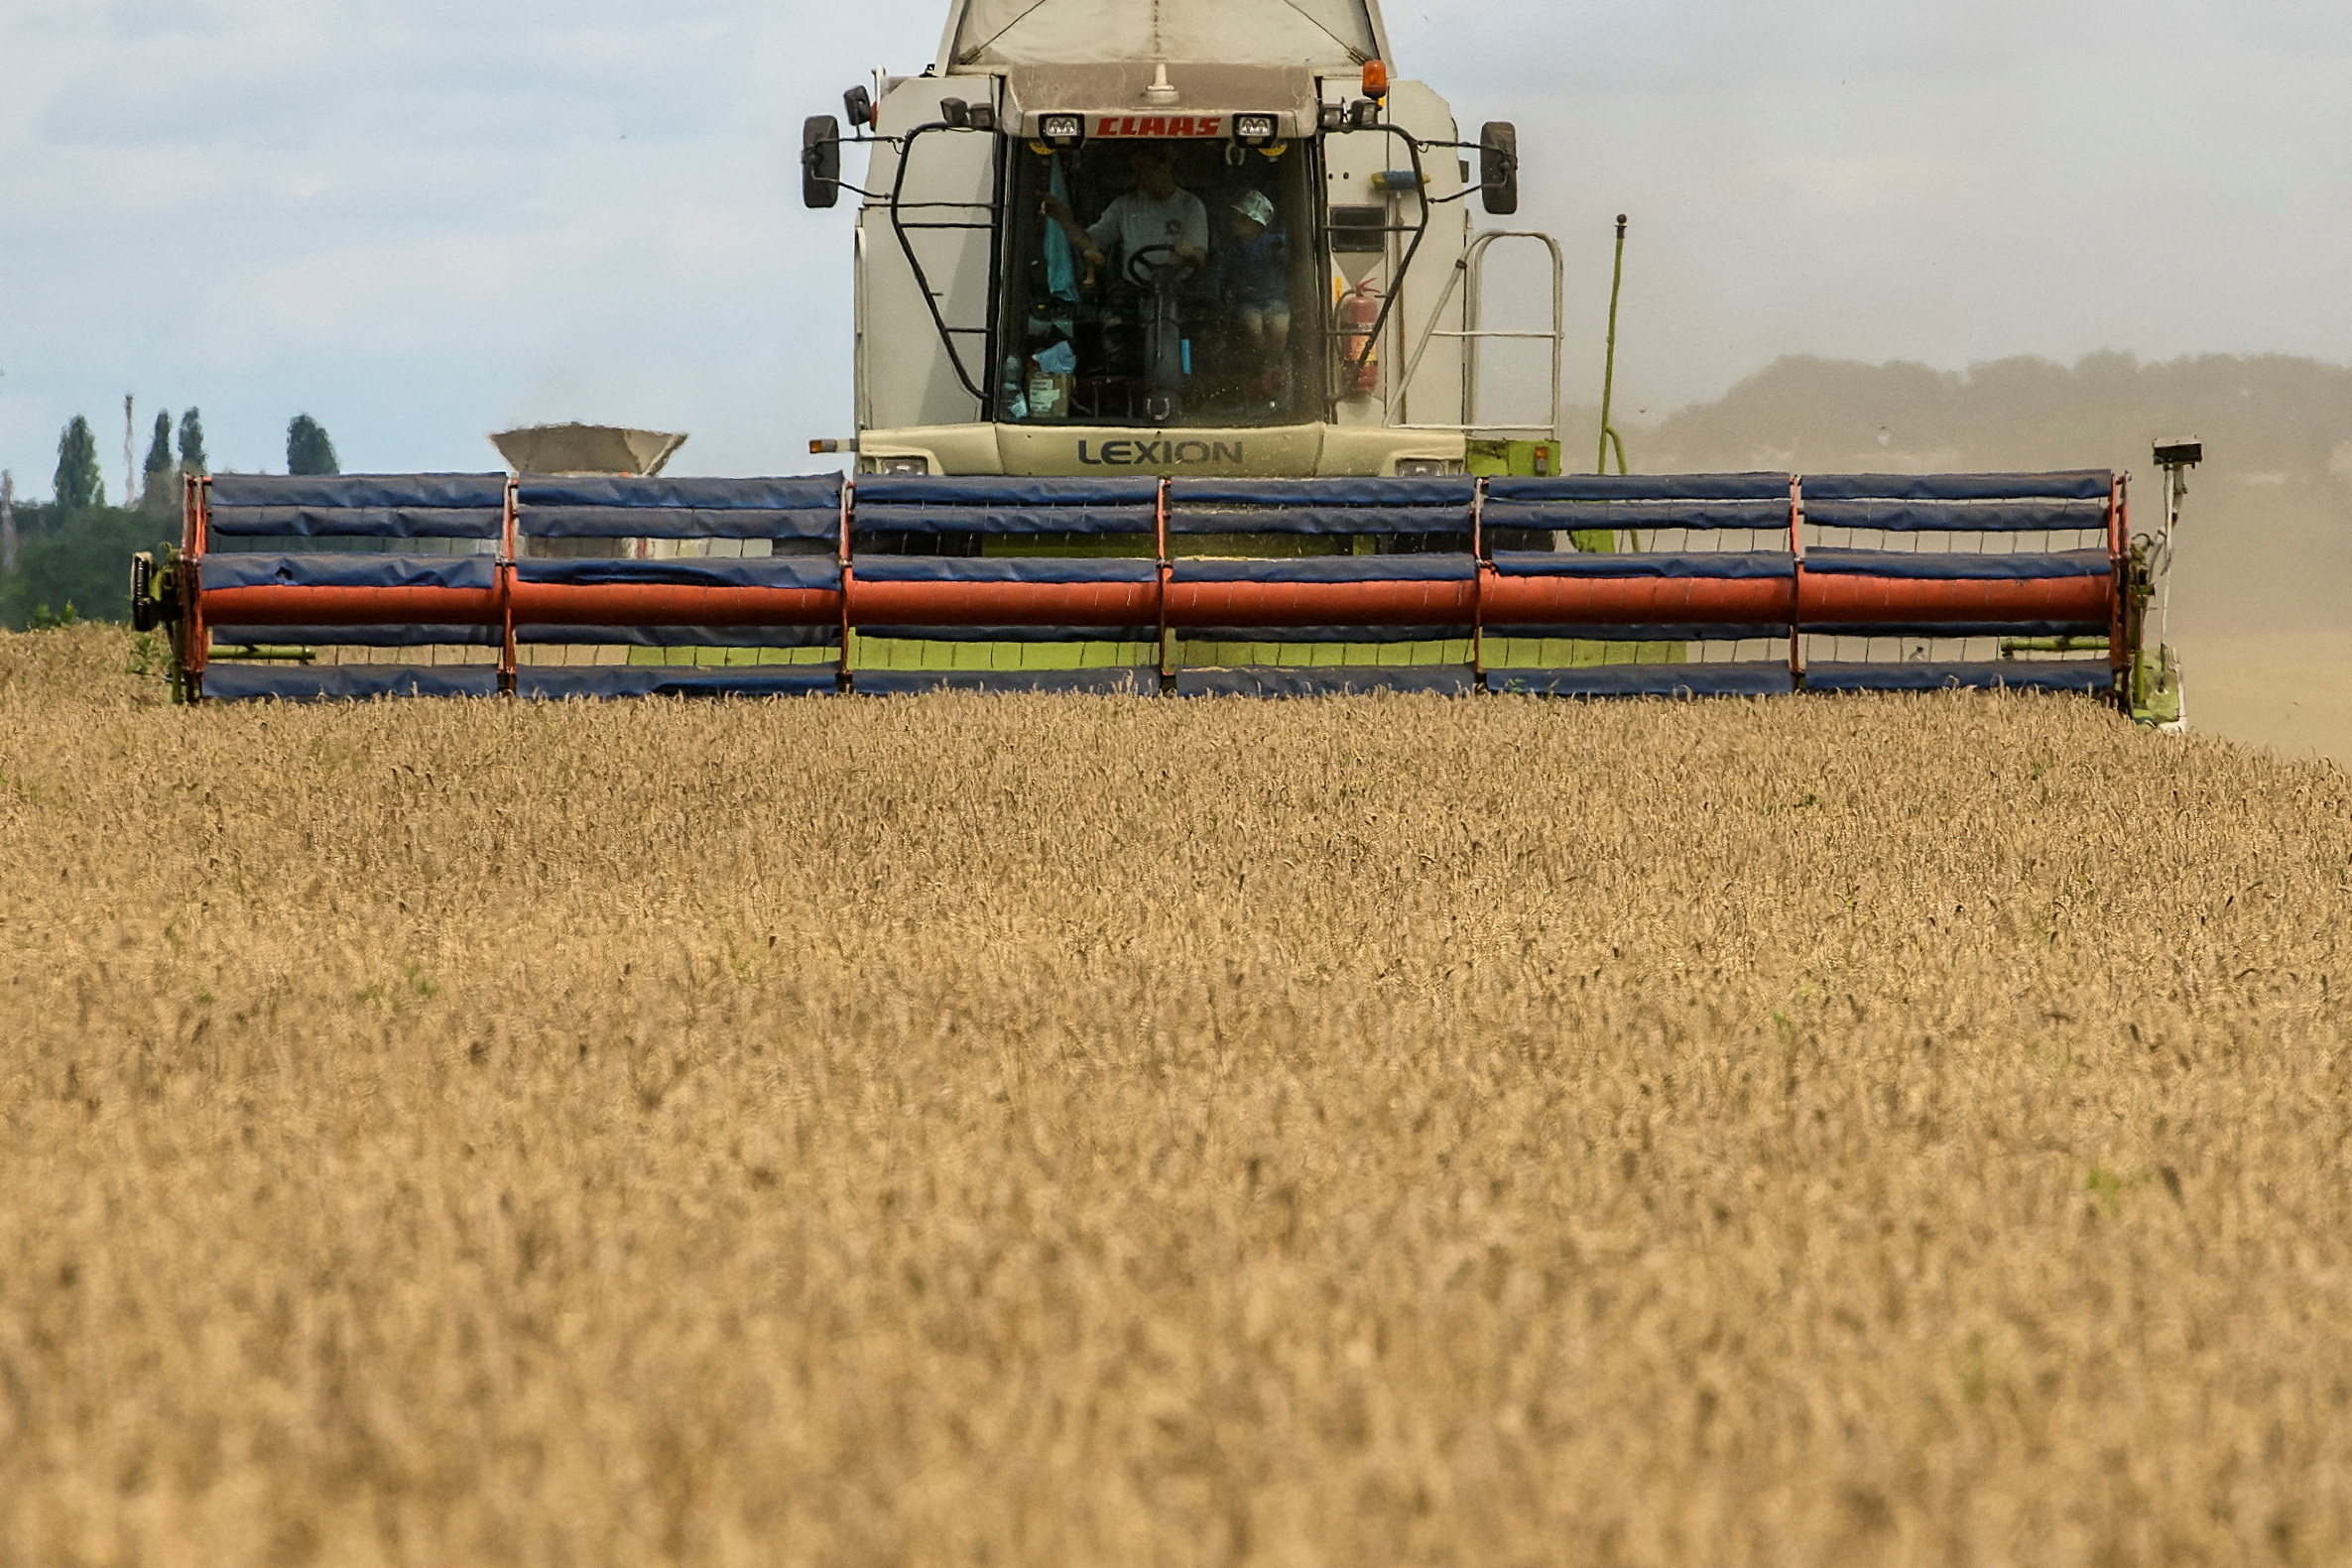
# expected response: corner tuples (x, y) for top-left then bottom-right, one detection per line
(2130, 646), (2183, 727)
(618, 637), (1683, 672)
(1466, 437), (1618, 555)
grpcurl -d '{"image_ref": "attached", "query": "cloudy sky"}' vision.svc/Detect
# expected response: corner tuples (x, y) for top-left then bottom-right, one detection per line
(2, 0), (2346, 487)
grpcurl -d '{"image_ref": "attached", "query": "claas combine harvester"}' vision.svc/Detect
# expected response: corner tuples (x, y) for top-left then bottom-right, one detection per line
(133, 0), (2190, 719)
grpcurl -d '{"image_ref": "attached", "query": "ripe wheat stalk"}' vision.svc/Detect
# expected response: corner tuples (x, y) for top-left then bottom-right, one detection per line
(2, 624), (2348, 1566)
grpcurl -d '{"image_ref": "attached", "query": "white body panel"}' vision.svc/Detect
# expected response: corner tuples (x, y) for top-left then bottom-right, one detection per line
(1318, 78), (1468, 433)
(941, 0), (1388, 68)
(856, 76), (1002, 433)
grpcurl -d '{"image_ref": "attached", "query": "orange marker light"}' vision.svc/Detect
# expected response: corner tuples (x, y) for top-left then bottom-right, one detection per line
(1361, 59), (1388, 98)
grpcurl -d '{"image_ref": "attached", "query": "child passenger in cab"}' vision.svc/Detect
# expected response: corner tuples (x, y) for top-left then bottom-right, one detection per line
(1211, 188), (1291, 399)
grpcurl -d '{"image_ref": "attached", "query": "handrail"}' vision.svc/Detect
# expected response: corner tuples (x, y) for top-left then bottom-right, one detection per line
(1395, 229), (1564, 441)
(885, 121), (1001, 406)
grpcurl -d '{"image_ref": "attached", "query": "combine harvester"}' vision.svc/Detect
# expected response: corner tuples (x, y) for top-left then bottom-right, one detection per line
(134, 0), (2189, 719)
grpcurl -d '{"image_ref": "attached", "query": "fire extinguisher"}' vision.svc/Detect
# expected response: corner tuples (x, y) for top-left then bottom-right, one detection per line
(1336, 279), (1382, 396)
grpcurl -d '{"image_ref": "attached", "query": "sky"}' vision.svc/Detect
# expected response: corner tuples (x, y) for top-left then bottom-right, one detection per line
(2, 0), (2347, 488)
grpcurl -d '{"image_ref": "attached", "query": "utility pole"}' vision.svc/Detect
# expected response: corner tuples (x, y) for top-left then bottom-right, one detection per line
(124, 395), (136, 509)
(1, 470), (16, 575)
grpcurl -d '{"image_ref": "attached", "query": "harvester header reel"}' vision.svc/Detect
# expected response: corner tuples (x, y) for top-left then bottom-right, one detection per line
(163, 469), (2163, 713)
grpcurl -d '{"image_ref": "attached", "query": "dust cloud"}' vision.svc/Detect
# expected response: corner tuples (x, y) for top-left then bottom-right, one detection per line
(1603, 352), (2352, 766)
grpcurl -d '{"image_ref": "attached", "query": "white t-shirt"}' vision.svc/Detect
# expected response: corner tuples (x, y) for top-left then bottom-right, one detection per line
(1086, 188), (1208, 264)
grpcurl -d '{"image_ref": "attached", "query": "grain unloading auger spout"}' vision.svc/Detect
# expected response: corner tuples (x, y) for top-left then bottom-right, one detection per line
(138, 467), (2179, 712)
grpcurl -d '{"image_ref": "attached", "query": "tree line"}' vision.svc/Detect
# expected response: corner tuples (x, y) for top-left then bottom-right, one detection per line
(3, 413), (342, 629)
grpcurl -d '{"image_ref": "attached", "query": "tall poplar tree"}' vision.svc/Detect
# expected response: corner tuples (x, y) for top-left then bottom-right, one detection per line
(142, 411), (177, 510)
(286, 415), (340, 475)
(54, 417), (104, 510)
(178, 408), (208, 476)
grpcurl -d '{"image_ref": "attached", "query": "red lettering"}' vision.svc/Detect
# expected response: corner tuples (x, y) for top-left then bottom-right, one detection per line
(1091, 113), (1234, 138)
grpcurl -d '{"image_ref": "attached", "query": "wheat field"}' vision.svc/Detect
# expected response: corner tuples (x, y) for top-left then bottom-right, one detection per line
(2, 624), (2348, 1567)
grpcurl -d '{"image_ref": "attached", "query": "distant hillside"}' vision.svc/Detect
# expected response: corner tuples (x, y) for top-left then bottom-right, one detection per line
(1609, 353), (2352, 638)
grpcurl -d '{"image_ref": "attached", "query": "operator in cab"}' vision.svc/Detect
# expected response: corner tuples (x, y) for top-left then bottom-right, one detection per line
(1209, 188), (1291, 400)
(1041, 144), (1207, 281)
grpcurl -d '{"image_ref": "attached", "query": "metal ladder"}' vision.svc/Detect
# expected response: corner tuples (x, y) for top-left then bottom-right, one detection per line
(1395, 229), (1565, 441)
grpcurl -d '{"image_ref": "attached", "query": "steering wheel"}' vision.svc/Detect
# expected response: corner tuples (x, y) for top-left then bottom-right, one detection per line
(1123, 243), (1200, 289)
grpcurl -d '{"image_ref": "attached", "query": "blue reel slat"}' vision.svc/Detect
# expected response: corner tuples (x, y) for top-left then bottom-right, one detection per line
(1806, 621), (2107, 639)
(521, 508), (840, 539)
(859, 626), (1158, 642)
(513, 556), (842, 589)
(1804, 499), (2111, 532)
(1182, 625), (1471, 643)
(1802, 471), (2112, 502)
(202, 553), (498, 591)
(1166, 506), (1474, 535)
(854, 474), (1156, 536)
(1803, 662), (2114, 693)
(518, 477), (839, 539)
(208, 474), (507, 540)
(853, 668), (1156, 695)
(1176, 667), (1478, 697)
(1490, 550), (1795, 579)
(1486, 623), (1790, 642)
(1486, 663), (1795, 697)
(1176, 476), (1479, 506)
(857, 475), (1160, 506)
(210, 625), (499, 648)
(518, 475), (841, 509)
(516, 666), (840, 699)
(209, 474), (507, 510)
(207, 507), (506, 539)
(1482, 499), (1792, 531)
(853, 505), (1158, 535)
(1169, 477), (1475, 535)
(1802, 548), (2111, 580)
(514, 626), (840, 648)
(1488, 473), (1792, 503)
(853, 557), (1160, 585)
(200, 664), (502, 701)
(1172, 555), (1476, 584)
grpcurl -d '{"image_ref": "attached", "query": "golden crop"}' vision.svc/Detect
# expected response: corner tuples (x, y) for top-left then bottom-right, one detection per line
(3, 624), (2348, 1567)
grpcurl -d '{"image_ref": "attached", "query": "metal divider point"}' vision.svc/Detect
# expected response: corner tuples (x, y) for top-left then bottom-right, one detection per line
(2116, 472), (2135, 705)
(1789, 474), (1805, 690)
(498, 477), (519, 695)
(1470, 474), (1488, 689)
(838, 476), (856, 694)
(1155, 475), (1175, 691)
(186, 474), (211, 694)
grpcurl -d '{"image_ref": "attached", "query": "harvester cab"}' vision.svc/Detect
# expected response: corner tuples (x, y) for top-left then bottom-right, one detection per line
(805, 0), (1534, 478)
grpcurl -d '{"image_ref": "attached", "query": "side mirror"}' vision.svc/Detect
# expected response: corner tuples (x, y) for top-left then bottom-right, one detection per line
(803, 114), (841, 208)
(842, 84), (873, 129)
(1479, 122), (1518, 215)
